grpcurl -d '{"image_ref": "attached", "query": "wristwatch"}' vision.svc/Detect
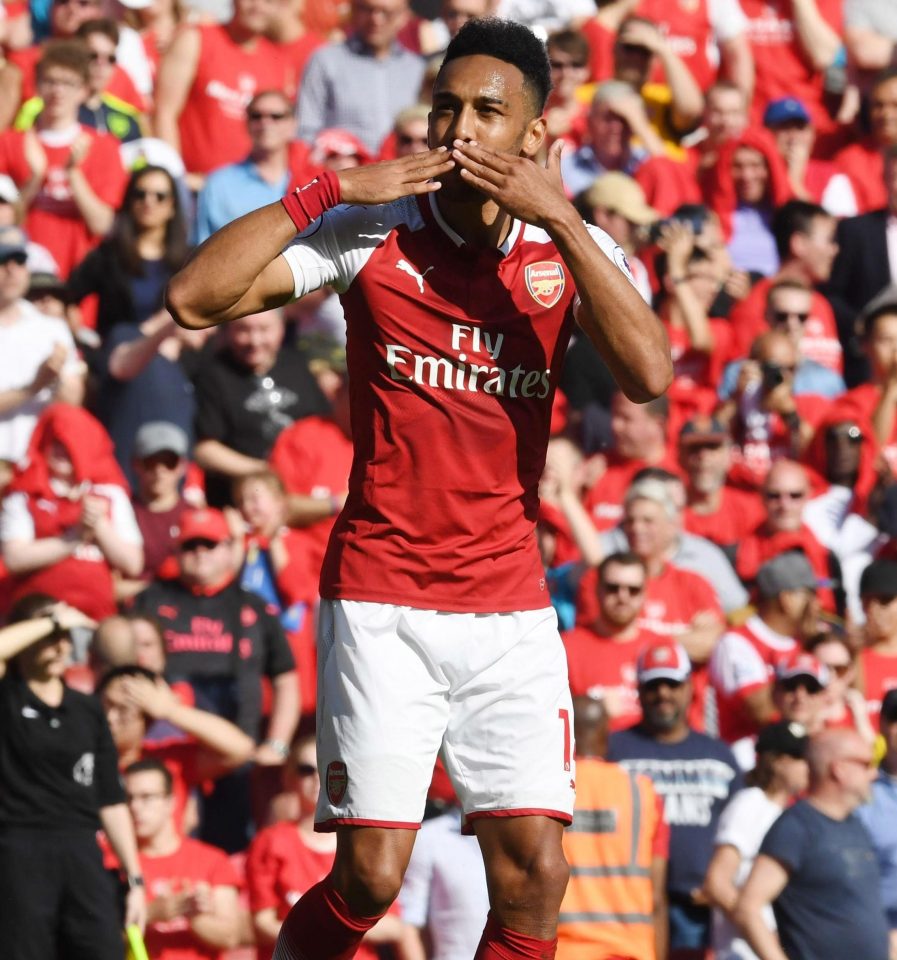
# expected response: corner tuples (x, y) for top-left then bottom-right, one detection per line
(127, 874), (145, 891)
(262, 738), (290, 760)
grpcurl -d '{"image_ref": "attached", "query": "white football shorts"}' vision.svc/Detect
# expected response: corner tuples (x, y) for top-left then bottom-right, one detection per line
(314, 599), (576, 832)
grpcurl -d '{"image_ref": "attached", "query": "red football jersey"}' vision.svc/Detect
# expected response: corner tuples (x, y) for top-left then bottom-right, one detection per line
(636, 0), (716, 89)
(584, 452), (682, 532)
(861, 646), (897, 732)
(141, 837), (240, 960)
(281, 194), (636, 612)
(178, 25), (292, 174)
(683, 486), (766, 549)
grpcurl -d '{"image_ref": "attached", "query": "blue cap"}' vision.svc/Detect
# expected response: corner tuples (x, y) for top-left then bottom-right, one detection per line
(763, 97), (811, 128)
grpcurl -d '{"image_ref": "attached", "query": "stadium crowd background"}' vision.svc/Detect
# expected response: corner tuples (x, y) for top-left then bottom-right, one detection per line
(2, 0), (897, 956)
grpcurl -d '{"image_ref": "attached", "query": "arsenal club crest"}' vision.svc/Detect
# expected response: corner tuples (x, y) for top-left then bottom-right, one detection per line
(525, 261), (565, 308)
(326, 761), (348, 805)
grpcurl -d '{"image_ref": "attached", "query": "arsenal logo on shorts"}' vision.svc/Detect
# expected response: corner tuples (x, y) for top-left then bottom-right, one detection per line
(525, 261), (565, 308)
(326, 761), (348, 805)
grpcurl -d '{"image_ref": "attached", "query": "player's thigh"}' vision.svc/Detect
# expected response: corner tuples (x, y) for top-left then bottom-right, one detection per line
(442, 607), (575, 825)
(316, 600), (450, 827)
(58, 835), (125, 960)
(0, 831), (60, 960)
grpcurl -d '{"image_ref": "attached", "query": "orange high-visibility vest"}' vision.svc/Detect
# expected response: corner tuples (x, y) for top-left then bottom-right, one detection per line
(557, 759), (661, 960)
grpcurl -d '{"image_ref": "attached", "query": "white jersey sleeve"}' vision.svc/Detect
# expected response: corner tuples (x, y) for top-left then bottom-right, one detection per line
(280, 197), (421, 300)
(710, 631), (769, 694)
(572, 223), (646, 313)
(95, 484), (143, 545)
(0, 492), (35, 542)
(708, 0), (748, 42)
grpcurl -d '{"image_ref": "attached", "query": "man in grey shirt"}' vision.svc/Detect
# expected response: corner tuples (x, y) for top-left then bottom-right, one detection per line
(297, 0), (426, 155)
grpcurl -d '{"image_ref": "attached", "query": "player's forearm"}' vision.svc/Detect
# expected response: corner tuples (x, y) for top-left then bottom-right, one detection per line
(99, 803), (142, 878)
(166, 202), (297, 329)
(546, 207), (672, 401)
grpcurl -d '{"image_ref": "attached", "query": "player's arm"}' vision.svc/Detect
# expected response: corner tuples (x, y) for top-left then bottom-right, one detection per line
(451, 140), (672, 402)
(733, 854), (790, 960)
(166, 150), (457, 331)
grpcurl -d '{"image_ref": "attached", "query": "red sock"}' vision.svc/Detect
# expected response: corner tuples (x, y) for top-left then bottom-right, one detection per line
(474, 913), (558, 960)
(273, 877), (384, 960)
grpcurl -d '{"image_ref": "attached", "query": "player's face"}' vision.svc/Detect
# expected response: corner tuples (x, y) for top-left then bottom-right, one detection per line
(871, 78), (897, 145)
(598, 562), (645, 627)
(868, 313), (897, 380)
(731, 147), (768, 205)
(679, 439), (729, 493)
(126, 770), (174, 840)
(429, 55), (545, 201)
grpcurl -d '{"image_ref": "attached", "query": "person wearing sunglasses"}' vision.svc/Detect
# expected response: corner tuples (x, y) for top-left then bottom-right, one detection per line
(246, 733), (409, 960)
(735, 728), (887, 960)
(806, 631), (876, 744)
(772, 652), (831, 736)
(195, 89), (313, 245)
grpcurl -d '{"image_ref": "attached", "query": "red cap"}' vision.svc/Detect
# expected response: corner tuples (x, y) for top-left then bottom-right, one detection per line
(636, 640), (691, 684)
(775, 652), (830, 689)
(177, 508), (230, 545)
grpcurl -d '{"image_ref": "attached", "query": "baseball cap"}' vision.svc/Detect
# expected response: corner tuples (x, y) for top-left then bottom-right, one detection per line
(678, 414), (729, 446)
(0, 174), (19, 204)
(636, 640), (691, 685)
(0, 226), (27, 260)
(177, 508), (230, 545)
(775, 652), (830, 690)
(859, 559), (897, 598)
(582, 172), (658, 226)
(133, 422), (188, 460)
(756, 552), (818, 599)
(881, 689), (897, 724)
(763, 97), (811, 128)
(756, 720), (809, 758)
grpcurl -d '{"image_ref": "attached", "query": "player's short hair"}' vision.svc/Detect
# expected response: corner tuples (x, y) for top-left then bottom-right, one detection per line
(771, 199), (830, 261)
(36, 39), (90, 84)
(439, 17), (551, 116)
(125, 758), (174, 795)
(598, 551), (646, 583)
(546, 28), (589, 65)
(76, 17), (119, 45)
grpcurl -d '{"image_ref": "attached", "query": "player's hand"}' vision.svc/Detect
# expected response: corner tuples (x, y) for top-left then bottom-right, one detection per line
(121, 674), (179, 721)
(336, 147), (456, 205)
(125, 886), (147, 933)
(450, 139), (569, 229)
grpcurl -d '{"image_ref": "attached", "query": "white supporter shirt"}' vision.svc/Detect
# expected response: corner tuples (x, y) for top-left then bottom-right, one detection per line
(0, 301), (81, 463)
(399, 807), (490, 960)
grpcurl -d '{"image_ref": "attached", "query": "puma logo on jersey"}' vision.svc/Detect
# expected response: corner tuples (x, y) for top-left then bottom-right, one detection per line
(396, 259), (434, 294)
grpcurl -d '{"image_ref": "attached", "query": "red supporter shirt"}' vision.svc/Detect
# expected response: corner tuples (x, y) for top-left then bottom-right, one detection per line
(269, 415), (354, 578)
(141, 837), (241, 960)
(584, 451), (682, 532)
(275, 32), (325, 97)
(178, 25), (292, 174)
(683, 486), (766, 548)
(709, 615), (797, 742)
(637, 0), (717, 89)
(741, 0), (842, 131)
(837, 139), (885, 214)
(828, 384), (897, 475)
(245, 822), (385, 960)
(562, 627), (658, 731)
(281, 194), (637, 612)
(861, 646), (897, 732)
(0, 125), (126, 277)
(139, 738), (202, 832)
(665, 317), (733, 431)
(726, 279), (843, 374)
(580, 18), (615, 82)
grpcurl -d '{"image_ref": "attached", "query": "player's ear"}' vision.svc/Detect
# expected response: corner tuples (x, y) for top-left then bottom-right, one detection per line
(521, 115), (547, 160)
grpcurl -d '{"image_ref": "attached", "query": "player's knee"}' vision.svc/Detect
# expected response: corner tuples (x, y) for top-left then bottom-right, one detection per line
(490, 845), (570, 913)
(332, 841), (406, 915)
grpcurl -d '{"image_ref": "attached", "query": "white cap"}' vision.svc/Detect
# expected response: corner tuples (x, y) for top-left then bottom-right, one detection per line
(0, 174), (19, 204)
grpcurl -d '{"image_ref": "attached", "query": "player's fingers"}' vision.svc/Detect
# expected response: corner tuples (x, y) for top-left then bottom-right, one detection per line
(451, 150), (504, 187)
(546, 139), (564, 178)
(452, 139), (513, 174)
(458, 166), (502, 198)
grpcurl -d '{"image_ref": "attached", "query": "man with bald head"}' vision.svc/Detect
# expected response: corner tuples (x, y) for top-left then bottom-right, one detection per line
(734, 729), (888, 960)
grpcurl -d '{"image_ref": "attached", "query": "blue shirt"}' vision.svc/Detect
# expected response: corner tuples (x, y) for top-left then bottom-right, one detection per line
(857, 769), (897, 928)
(608, 726), (742, 897)
(194, 161), (290, 244)
(560, 145), (645, 200)
(760, 799), (889, 960)
(719, 358), (846, 400)
(728, 205), (779, 276)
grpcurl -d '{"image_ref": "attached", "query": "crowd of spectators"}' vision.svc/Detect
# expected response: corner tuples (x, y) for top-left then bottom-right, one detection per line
(3, 0), (897, 956)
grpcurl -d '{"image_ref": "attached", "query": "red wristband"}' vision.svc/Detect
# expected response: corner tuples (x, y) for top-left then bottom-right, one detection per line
(281, 169), (342, 232)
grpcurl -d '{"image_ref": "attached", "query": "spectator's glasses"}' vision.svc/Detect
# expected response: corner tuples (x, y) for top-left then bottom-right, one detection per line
(133, 188), (172, 203)
(820, 661), (851, 678)
(642, 678), (684, 692)
(89, 51), (116, 65)
(138, 451), (181, 470)
(771, 309), (809, 324)
(0, 252), (27, 267)
(763, 489), (806, 501)
(295, 763), (318, 777)
(601, 582), (644, 596)
(397, 132), (429, 148)
(780, 677), (822, 694)
(549, 58), (587, 71)
(248, 110), (289, 122)
(180, 538), (220, 552)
